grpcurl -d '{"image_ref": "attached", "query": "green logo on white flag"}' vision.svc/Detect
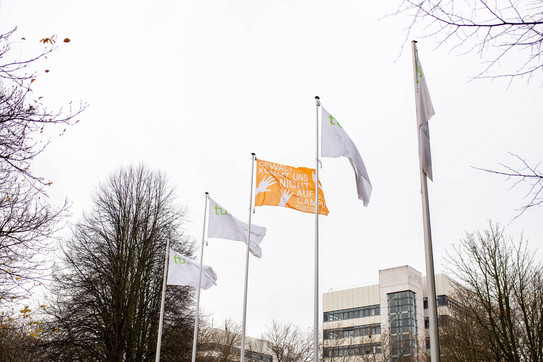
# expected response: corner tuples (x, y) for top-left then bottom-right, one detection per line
(328, 113), (342, 128)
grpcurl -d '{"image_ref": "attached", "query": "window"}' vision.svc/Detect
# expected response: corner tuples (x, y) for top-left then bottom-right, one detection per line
(323, 305), (380, 322)
(323, 323), (381, 340)
(424, 295), (449, 309)
(437, 295), (448, 307)
(323, 343), (382, 358)
(388, 290), (418, 359)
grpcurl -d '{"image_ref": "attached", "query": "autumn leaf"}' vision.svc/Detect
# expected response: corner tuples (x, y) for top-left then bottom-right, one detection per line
(40, 37), (54, 44)
(63, 38), (70, 43)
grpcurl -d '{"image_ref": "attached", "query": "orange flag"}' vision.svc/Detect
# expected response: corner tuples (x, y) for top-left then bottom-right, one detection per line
(255, 159), (329, 215)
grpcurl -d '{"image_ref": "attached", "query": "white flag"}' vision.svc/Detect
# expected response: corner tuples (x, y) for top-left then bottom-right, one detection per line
(167, 249), (217, 290)
(208, 197), (266, 258)
(415, 49), (435, 181)
(321, 108), (372, 206)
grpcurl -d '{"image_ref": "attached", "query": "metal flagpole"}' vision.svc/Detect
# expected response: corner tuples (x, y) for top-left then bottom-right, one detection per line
(191, 192), (210, 362)
(240, 153), (256, 362)
(155, 238), (170, 362)
(314, 96), (320, 361)
(411, 40), (441, 362)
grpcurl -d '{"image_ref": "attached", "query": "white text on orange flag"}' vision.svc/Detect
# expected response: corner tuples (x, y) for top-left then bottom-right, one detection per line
(255, 159), (329, 215)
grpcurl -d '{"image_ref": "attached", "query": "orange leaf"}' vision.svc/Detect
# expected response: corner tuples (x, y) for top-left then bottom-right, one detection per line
(63, 38), (70, 43)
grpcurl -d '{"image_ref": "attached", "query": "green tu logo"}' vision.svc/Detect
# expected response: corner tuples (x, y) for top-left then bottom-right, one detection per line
(328, 114), (342, 128)
(214, 205), (228, 215)
(174, 255), (185, 264)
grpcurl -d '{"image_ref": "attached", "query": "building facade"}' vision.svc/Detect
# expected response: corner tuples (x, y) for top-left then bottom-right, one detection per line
(198, 328), (274, 362)
(322, 265), (454, 360)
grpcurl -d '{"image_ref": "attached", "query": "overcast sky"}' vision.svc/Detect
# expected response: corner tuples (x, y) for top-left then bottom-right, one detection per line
(2, 0), (542, 338)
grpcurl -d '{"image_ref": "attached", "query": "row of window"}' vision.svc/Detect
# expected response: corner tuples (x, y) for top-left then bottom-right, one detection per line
(390, 325), (417, 335)
(389, 304), (416, 314)
(388, 294), (416, 307)
(423, 295), (449, 309)
(390, 338), (418, 357)
(390, 333), (417, 343)
(323, 304), (380, 322)
(323, 323), (381, 340)
(323, 343), (382, 358)
(424, 314), (454, 330)
(390, 317), (416, 328)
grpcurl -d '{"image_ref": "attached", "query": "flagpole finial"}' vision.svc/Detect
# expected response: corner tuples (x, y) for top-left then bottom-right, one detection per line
(205, 192), (209, 195)
(412, 40), (418, 43)
(315, 96), (320, 99)
(315, 96), (320, 106)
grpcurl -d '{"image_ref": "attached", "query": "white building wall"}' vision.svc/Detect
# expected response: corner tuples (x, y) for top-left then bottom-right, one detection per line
(423, 273), (455, 296)
(323, 284), (380, 312)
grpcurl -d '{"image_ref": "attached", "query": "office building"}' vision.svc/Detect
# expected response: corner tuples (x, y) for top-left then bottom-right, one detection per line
(322, 265), (454, 360)
(198, 327), (274, 362)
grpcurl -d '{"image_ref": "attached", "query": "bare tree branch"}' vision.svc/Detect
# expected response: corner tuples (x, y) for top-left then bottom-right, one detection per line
(0, 28), (86, 304)
(473, 153), (543, 219)
(395, 0), (543, 80)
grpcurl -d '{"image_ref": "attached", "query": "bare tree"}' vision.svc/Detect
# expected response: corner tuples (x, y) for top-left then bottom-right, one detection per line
(263, 320), (314, 362)
(397, 0), (543, 81)
(197, 319), (242, 361)
(0, 28), (85, 303)
(43, 165), (195, 361)
(442, 222), (543, 361)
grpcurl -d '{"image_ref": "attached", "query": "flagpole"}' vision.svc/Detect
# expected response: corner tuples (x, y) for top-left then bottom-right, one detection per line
(314, 96), (320, 361)
(240, 152), (256, 362)
(191, 192), (210, 362)
(155, 238), (170, 362)
(411, 40), (441, 362)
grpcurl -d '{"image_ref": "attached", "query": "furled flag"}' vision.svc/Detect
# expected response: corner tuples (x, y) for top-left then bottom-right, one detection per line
(255, 159), (329, 215)
(208, 197), (266, 258)
(321, 108), (372, 206)
(414, 47), (435, 181)
(167, 249), (217, 289)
